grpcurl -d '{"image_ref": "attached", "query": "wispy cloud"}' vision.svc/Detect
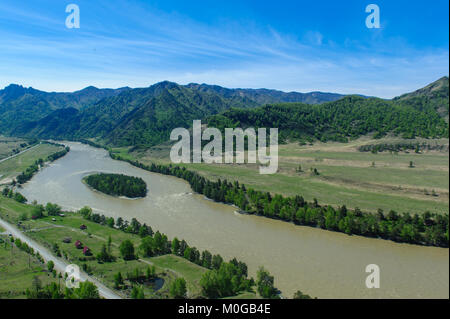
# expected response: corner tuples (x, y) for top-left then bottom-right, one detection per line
(0, 0), (447, 98)
(303, 31), (324, 46)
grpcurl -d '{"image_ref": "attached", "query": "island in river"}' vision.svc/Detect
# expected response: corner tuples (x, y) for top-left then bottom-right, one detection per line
(83, 173), (147, 198)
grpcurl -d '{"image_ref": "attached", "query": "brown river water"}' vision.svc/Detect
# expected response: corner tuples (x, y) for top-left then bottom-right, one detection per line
(20, 142), (449, 298)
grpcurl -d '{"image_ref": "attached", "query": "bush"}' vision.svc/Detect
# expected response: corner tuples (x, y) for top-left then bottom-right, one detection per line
(119, 240), (135, 260)
(169, 278), (187, 299)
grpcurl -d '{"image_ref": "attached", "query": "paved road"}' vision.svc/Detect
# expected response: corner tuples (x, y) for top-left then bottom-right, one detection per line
(0, 218), (122, 299)
(0, 144), (39, 164)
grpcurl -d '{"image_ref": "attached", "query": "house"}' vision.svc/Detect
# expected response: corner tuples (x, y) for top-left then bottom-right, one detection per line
(83, 246), (92, 256)
(75, 240), (83, 249)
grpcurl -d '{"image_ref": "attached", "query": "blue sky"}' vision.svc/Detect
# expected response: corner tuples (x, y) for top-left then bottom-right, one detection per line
(0, 0), (448, 98)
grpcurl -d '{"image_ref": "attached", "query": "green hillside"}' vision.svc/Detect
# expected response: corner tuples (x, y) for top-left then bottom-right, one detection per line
(1, 77), (448, 147)
(394, 76), (449, 120)
(207, 78), (449, 143)
(0, 84), (129, 133)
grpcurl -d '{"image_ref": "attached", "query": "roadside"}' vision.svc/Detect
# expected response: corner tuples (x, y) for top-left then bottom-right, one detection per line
(0, 143), (64, 186)
(0, 217), (123, 299)
(0, 144), (39, 164)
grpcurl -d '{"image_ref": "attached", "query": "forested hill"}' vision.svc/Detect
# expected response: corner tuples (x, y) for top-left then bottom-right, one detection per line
(9, 81), (263, 144)
(0, 81), (345, 133)
(207, 78), (449, 143)
(105, 87), (240, 146)
(185, 83), (344, 105)
(3, 81), (346, 146)
(393, 76), (449, 121)
(0, 84), (130, 110)
(0, 84), (130, 132)
(1, 77), (448, 146)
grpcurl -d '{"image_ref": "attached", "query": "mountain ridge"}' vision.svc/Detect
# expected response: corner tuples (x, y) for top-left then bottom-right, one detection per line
(1, 80), (348, 142)
(185, 83), (346, 105)
(1, 77), (448, 147)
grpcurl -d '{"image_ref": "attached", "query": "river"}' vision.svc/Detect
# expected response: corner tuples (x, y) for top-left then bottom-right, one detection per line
(20, 142), (449, 298)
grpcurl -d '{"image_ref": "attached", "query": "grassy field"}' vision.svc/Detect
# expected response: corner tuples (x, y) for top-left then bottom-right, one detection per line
(0, 136), (29, 161)
(116, 136), (449, 215)
(0, 235), (56, 299)
(0, 143), (64, 185)
(223, 292), (259, 299)
(149, 254), (207, 297)
(0, 195), (240, 299)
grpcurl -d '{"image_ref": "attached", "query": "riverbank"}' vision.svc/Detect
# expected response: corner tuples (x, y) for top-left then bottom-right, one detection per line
(0, 143), (65, 186)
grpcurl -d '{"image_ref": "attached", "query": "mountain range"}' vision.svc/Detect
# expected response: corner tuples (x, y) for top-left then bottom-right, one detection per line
(0, 81), (346, 145)
(0, 77), (448, 147)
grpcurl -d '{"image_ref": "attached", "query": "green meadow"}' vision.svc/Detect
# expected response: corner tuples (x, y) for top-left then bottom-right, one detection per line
(0, 136), (28, 161)
(0, 234), (56, 298)
(0, 143), (63, 183)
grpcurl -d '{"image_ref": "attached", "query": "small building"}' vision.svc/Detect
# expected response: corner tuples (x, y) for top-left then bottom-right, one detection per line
(83, 246), (92, 256)
(75, 240), (83, 249)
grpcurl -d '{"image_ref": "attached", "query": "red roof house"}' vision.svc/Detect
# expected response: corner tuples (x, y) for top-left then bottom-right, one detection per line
(75, 240), (83, 249)
(83, 246), (92, 256)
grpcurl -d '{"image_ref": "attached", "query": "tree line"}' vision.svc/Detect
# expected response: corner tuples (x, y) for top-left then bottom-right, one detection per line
(2, 187), (27, 203)
(358, 142), (449, 153)
(25, 280), (100, 299)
